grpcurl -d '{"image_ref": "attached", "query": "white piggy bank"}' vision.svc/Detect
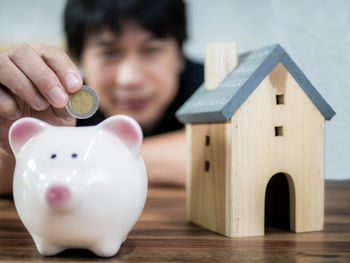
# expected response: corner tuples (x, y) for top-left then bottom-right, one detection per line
(8, 115), (147, 257)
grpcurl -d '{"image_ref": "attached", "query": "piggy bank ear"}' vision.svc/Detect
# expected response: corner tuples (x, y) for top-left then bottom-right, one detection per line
(9, 117), (48, 155)
(98, 115), (143, 155)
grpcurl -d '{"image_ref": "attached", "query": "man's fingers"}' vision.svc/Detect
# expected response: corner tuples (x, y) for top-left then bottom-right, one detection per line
(0, 87), (21, 120)
(32, 44), (83, 93)
(6, 43), (69, 108)
(0, 53), (49, 111)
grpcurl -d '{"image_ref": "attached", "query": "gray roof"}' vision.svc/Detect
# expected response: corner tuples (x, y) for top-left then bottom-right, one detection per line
(176, 44), (335, 123)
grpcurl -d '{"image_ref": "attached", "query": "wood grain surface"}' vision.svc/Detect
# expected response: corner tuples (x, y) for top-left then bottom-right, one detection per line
(0, 180), (349, 262)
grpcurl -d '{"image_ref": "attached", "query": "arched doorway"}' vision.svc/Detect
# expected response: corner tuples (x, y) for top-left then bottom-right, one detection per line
(265, 173), (294, 232)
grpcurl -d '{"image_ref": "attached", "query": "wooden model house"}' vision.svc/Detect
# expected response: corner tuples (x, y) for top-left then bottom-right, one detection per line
(176, 43), (336, 237)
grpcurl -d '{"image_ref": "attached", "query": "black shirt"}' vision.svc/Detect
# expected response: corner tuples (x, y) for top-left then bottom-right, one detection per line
(76, 60), (203, 137)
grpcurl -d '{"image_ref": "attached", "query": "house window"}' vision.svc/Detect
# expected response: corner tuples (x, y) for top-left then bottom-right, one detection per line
(275, 126), (284, 136)
(205, 161), (210, 172)
(276, 94), (285, 105)
(205, 135), (210, 146)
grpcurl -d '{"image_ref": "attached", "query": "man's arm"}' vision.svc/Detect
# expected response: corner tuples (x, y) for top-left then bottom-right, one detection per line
(141, 129), (187, 186)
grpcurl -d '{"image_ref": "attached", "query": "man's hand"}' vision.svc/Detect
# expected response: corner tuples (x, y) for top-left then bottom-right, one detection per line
(0, 43), (83, 154)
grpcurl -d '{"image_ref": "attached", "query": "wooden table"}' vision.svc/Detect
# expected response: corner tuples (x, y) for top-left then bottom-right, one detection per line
(0, 180), (349, 262)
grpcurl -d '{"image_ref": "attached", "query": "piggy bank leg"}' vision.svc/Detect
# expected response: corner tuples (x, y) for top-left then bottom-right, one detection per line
(90, 240), (123, 257)
(32, 235), (64, 256)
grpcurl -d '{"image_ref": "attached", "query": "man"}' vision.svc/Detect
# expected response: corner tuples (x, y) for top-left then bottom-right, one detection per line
(0, 0), (203, 194)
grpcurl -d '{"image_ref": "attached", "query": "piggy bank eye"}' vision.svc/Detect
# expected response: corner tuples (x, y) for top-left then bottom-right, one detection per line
(71, 153), (78, 159)
(50, 154), (57, 159)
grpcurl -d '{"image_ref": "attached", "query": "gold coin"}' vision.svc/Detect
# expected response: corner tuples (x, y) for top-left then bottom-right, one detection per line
(66, 85), (99, 119)
(71, 90), (94, 114)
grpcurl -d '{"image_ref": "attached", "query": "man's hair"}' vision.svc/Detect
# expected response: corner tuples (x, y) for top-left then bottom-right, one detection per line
(64, 0), (187, 61)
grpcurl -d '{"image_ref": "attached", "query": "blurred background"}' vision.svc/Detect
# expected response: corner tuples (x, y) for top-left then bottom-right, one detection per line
(0, 0), (349, 180)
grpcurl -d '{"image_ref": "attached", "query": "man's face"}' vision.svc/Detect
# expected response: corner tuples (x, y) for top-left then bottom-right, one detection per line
(80, 24), (184, 132)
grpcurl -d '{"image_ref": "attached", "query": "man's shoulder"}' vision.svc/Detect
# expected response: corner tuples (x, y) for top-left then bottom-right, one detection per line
(178, 59), (204, 100)
(142, 59), (203, 136)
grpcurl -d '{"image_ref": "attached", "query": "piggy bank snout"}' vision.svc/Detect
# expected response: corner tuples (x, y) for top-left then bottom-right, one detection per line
(45, 185), (72, 206)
